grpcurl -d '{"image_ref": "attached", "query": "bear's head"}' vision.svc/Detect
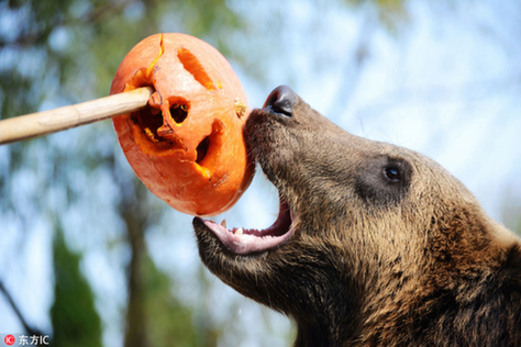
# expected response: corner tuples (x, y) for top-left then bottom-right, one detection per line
(193, 86), (519, 345)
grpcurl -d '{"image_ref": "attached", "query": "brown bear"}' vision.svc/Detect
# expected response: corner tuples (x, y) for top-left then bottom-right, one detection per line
(193, 86), (521, 346)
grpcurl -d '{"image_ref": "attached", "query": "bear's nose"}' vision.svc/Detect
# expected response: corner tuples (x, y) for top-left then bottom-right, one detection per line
(263, 85), (298, 117)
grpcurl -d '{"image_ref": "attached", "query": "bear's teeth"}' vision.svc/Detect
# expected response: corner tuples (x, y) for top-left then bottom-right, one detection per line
(290, 207), (296, 222)
(235, 227), (243, 236)
(221, 219), (227, 228)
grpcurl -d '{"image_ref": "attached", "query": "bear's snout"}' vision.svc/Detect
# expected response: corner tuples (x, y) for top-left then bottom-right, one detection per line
(263, 85), (298, 117)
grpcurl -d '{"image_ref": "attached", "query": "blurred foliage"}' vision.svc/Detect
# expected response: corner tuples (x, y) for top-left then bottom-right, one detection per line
(142, 255), (202, 347)
(51, 227), (102, 347)
(344, 0), (408, 32)
(0, 0), (245, 345)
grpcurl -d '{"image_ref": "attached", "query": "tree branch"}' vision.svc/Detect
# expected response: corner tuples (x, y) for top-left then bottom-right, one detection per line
(0, 280), (45, 336)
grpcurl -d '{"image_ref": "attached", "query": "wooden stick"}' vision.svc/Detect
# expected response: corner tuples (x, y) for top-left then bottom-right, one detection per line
(0, 86), (154, 144)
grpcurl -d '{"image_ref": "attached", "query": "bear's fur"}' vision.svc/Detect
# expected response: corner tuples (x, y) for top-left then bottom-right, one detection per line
(193, 86), (521, 346)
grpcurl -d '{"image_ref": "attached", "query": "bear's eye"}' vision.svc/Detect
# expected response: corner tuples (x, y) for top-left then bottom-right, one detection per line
(384, 166), (401, 183)
(355, 156), (412, 205)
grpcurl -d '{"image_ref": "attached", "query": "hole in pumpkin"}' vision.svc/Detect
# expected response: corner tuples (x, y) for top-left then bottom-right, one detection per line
(194, 119), (225, 173)
(177, 48), (216, 91)
(169, 103), (188, 124)
(196, 135), (210, 164)
(131, 105), (166, 143)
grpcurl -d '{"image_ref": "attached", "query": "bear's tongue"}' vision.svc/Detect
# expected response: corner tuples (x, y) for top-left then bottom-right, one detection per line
(200, 201), (295, 255)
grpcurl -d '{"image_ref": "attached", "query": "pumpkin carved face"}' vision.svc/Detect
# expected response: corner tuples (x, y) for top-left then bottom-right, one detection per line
(110, 33), (254, 216)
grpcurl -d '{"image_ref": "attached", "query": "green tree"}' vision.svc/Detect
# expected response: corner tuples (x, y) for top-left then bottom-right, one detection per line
(143, 255), (201, 347)
(51, 227), (103, 347)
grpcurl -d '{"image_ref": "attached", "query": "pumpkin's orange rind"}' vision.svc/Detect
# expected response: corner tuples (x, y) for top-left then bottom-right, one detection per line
(110, 33), (254, 216)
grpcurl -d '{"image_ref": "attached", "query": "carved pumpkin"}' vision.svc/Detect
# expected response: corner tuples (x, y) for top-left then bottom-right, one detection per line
(110, 33), (254, 216)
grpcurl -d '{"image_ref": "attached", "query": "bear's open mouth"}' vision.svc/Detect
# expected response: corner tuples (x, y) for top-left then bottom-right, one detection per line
(195, 198), (296, 255)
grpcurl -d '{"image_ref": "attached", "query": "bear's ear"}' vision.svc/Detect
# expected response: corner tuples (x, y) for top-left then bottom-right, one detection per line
(354, 155), (412, 206)
(504, 244), (521, 270)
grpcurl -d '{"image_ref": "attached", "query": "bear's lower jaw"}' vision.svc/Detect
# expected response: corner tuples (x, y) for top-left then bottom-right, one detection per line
(193, 199), (296, 255)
